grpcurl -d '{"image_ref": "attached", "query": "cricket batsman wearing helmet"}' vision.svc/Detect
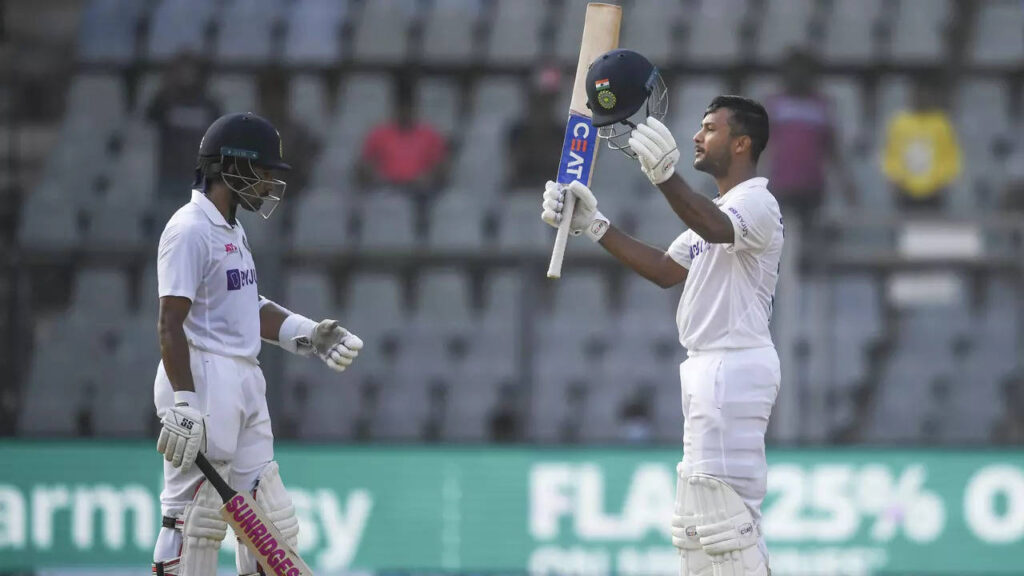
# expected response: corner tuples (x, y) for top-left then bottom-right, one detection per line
(541, 50), (781, 576)
(152, 112), (363, 575)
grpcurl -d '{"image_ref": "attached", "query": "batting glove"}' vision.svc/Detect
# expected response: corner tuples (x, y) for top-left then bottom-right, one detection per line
(309, 320), (363, 372)
(628, 116), (680, 185)
(540, 180), (610, 242)
(157, 392), (206, 473)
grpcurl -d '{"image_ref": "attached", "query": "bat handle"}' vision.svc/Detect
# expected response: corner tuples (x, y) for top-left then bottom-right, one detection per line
(546, 189), (577, 279)
(194, 452), (237, 503)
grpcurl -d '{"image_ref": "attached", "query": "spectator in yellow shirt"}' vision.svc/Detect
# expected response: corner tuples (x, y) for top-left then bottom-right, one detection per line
(882, 75), (962, 210)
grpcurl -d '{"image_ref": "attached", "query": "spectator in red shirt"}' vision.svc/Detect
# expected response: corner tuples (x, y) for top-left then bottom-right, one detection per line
(764, 49), (856, 229)
(356, 73), (448, 193)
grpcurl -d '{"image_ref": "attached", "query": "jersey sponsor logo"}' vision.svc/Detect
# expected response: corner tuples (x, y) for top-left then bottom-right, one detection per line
(226, 268), (257, 291)
(689, 239), (712, 261)
(225, 243), (239, 255)
(727, 206), (749, 238)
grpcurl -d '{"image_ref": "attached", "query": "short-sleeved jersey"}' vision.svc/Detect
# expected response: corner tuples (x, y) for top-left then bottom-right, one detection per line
(667, 177), (784, 351)
(157, 190), (261, 360)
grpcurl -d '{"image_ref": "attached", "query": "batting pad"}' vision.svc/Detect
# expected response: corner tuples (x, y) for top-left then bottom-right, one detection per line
(687, 474), (768, 576)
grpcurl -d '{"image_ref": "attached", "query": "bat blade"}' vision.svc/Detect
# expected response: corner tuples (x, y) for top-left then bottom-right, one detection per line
(194, 453), (314, 575)
(547, 2), (621, 279)
(222, 491), (314, 575)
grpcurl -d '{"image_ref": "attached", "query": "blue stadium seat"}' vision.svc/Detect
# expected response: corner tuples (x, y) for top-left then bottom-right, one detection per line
(77, 0), (146, 64)
(755, 0), (815, 63)
(333, 74), (392, 145)
(685, 0), (749, 63)
(413, 267), (473, 330)
(822, 0), (882, 63)
(496, 195), (550, 251)
(416, 78), (461, 136)
(214, 0), (285, 64)
(427, 190), (486, 250)
(423, 0), (483, 63)
(487, 0), (545, 64)
(352, 0), (419, 64)
(355, 191), (416, 250)
(285, 270), (333, 319)
(146, 0), (216, 62)
(283, 0), (348, 65)
(621, 0), (683, 64)
(288, 74), (330, 138)
(208, 74), (257, 115)
(290, 190), (351, 254)
(971, 1), (1024, 65)
(887, 0), (951, 63)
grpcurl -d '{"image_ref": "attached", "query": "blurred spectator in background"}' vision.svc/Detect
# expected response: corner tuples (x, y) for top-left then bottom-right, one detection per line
(257, 66), (322, 201)
(146, 52), (221, 223)
(764, 48), (857, 229)
(881, 72), (962, 211)
(504, 65), (565, 192)
(993, 373), (1024, 443)
(999, 136), (1024, 212)
(356, 72), (448, 193)
(618, 386), (653, 443)
(357, 72), (448, 238)
(488, 383), (521, 442)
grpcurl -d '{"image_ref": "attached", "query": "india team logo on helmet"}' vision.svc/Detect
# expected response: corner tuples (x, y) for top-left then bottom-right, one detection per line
(584, 49), (668, 157)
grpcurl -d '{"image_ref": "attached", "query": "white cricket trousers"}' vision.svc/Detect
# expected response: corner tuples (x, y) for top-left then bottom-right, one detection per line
(678, 346), (781, 557)
(153, 346), (275, 516)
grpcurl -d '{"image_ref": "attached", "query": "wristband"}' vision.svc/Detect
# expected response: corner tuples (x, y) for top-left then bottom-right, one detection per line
(174, 390), (199, 408)
(278, 313), (317, 355)
(585, 211), (610, 242)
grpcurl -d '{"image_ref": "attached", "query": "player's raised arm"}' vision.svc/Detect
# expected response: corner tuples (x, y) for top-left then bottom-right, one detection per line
(629, 117), (734, 243)
(258, 297), (364, 373)
(541, 180), (687, 289)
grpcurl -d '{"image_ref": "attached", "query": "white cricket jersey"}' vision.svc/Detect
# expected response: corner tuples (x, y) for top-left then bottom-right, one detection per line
(667, 177), (783, 351)
(157, 189), (262, 360)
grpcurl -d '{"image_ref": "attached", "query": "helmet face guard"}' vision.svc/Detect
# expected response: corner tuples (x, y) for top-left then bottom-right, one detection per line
(597, 68), (669, 158)
(196, 113), (291, 220)
(218, 147), (287, 220)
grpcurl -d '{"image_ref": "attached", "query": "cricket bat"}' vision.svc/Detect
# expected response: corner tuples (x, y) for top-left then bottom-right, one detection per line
(546, 2), (622, 279)
(194, 452), (313, 575)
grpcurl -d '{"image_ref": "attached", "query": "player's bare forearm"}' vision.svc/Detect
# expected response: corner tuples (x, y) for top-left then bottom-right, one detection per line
(657, 174), (734, 243)
(258, 298), (291, 342)
(157, 296), (195, 393)
(598, 225), (688, 288)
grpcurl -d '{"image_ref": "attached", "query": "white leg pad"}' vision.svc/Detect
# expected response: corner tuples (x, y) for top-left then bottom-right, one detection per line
(673, 462), (714, 576)
(687, 473), (767, 576)
(236, 461), (300, 575)
(155, 462), (230, 576)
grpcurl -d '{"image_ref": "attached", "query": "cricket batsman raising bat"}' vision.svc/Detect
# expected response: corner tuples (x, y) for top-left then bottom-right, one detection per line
(546, 2), (620, 278)
(541, 51), (781, 576)
(152, 112), (363, 574)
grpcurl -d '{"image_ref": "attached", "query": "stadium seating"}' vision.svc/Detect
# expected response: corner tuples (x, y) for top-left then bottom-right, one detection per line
(283, 0), (348, 65)
(214, 0), (286, 64)
(13, 0), (1024, 445)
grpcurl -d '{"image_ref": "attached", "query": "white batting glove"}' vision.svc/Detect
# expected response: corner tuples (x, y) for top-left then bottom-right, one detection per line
(540, 180), (609, 242)
(157, 392), (206, 473)
(628, 116), (680, 185)
(309, 320), (363, 372)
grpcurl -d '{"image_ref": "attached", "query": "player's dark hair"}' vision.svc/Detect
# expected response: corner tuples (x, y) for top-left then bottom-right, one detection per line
(705, 95), (770, 163)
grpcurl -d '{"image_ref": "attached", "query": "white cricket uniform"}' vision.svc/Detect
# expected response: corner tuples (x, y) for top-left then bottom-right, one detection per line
(154, 189), (273, 516)
(666, 177), (783, 556)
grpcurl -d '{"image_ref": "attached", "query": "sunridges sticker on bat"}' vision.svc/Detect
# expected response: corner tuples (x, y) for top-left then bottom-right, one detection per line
(547, 2), (621, 279)
(194, 453), (314, 575)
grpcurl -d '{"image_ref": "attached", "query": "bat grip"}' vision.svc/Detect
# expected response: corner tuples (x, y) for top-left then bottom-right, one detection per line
(194, 452), (237, 503)
(547, 190), (577, 279)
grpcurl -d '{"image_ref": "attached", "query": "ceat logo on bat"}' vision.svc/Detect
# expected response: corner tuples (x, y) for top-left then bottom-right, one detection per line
(558, 112), (597, 184)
